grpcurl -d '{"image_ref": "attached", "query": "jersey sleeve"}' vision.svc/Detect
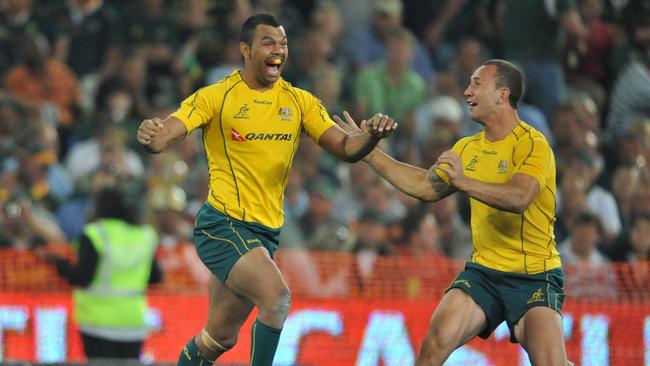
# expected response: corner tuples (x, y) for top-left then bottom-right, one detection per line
(299, 90), (336, 143)
(434, 136), (472, 184)
(512, 136), (551, 189)
(169, 87), (216, 135)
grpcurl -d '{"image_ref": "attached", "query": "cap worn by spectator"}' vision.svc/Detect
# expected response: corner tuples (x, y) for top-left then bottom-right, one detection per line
(358, 208), (387, 225)
(307, 177), (337, 200)
(429, 96), (463, 124)
(373, 0), (403, 15)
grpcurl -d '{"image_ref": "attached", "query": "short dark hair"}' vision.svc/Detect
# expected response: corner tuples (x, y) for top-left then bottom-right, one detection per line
(574, 212), (603, 234)
(239, 13), (281, 45)
(482, 59), (524, 109)
(94, 187), (137, 224)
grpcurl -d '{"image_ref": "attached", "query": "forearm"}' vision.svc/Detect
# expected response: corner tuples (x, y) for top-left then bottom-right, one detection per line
(456, 177), (530, 213)
(142, 117), (188, 154)
(365, 149), (448, 201)
(341, 132), (379, 162)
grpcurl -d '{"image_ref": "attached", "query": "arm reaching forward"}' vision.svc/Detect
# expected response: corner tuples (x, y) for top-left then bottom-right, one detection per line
(136, 116), (188, 154)
(335, 113), (455, 202)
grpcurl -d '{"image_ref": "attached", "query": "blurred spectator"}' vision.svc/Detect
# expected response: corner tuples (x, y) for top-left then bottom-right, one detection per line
(283, 27), (338, 88)
(310, 0), (343, 42)
(567, 149), (622, 239)
(343, 0), (434, 82)
(52, 0), (122, 80)
(0, 0), (56, 76)
(253, 0), (304, 38)
(41, 187), (161, 359)
(414, 95), (463, 146)
(397, 210), (444, 258)
(350, 208), (394, 292)
(4, 34), (80, 127)
(625, 214), (650, 263)
(0, 193), (65, 250)
(308, 63), (345, 115)
(564, 0), (616, 88)
(332, 163), (379, 223)
(502, 0), (587, 121)
(65, 125), (144, 185)
(560, 212), (618, 300)
(15, 121), (73, 207)
(354, 25), (426, 120)
(402, 0), (483, 69)
(299, 177), (355, 252)
(606, 7), (650, 137)
(611, 165), (643, 230)
(556, 171), (589, 244)
(428, 196), (472, 260)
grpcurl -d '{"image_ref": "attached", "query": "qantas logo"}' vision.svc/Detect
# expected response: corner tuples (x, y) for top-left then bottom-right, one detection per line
(231, 128), (246, 141)
(230, 128), (293, 142)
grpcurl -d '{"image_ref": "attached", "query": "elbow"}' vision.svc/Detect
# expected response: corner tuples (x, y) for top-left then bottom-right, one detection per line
(511, 197), (534, 214)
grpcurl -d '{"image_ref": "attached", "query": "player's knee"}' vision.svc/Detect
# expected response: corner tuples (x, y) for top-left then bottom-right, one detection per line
(262, 286), (291, 323)
(421, 326), (456, 358)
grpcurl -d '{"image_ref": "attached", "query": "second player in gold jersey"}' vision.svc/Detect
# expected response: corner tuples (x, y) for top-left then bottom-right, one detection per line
(346, 59), (572, 365)
(436, 121), (559, 274)
(171, 70), (334, 229)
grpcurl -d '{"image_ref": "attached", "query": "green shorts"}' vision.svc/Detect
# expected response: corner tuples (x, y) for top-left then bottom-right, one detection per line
(448, 262), (565, 343)
(193, 202), (280, 283)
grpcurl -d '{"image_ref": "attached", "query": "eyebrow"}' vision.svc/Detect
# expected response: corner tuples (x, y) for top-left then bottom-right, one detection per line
(260, 36), (287, 42)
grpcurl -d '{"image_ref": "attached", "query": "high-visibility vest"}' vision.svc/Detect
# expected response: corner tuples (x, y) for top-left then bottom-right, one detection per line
(73, 218), (158, 330)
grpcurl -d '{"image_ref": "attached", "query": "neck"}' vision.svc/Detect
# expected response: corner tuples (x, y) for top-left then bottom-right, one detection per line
(482, 108), (520, 141)
(240, 69), (274, 91)
(387, 63), (407, 82)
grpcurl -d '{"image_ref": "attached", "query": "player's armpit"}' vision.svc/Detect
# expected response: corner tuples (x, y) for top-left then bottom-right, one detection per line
(426, 167), (456, 201)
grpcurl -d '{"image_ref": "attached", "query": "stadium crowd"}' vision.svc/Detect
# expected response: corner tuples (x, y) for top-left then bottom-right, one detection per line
(1, 0), (650, 302)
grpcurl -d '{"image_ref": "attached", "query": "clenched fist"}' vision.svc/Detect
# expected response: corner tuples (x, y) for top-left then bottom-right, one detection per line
(137, 118), (164, 145)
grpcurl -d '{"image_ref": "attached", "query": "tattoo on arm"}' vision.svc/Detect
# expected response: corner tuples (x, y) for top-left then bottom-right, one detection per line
(427, 168), (456, 199)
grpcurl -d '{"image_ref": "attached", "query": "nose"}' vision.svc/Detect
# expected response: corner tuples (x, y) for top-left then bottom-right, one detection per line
(463, 85), (472, 98)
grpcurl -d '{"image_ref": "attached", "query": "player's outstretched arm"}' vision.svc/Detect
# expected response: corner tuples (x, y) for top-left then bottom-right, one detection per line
(319, 111), (397, 163)
(137, 116), (188, 154)
(335, 113), (455, 202)
(436, 151), (540, 213)
(364, 149), (456, 202)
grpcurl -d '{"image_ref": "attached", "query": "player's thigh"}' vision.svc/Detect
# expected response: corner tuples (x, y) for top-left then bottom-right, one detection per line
(225, 246), (289, 306)
(428, 288), (488, 347)
(514, 306), (567, 364)
(206, 274), (255, 338)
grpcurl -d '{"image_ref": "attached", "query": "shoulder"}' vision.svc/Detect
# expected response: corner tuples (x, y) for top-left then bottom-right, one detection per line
(452, 133), (482, 151)
(278, 79), (316, 105)
(515, 122), (551, 149)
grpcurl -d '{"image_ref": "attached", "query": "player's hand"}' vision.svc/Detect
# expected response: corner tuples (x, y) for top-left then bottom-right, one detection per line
(333, 111), (365, 135)
(434, 150), (466, 187)
(137, 117), (164, 145)
(365, 113), (397, 139)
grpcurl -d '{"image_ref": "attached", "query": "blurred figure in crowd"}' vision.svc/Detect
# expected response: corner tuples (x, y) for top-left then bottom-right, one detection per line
(41, 187), (161, 359)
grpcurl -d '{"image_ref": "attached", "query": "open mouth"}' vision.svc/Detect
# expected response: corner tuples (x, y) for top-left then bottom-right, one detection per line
(467, 101), (478, 109)
(265, 57), (282, 77)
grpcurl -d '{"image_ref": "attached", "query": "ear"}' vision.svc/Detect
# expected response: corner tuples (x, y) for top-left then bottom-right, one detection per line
(239, 42), (250, 60)
(499, 87), (511, 106)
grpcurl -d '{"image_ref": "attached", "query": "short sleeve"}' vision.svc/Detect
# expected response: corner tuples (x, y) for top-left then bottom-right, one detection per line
(513, 137), (551, 189)
(169, 88), (215, 134)
(300, 91), (336, 143)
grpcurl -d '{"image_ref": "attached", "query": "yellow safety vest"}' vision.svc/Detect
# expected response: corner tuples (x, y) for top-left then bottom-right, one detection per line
(73, 219), (158, 330)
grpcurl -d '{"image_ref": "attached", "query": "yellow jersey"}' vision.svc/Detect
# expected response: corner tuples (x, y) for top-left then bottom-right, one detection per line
(170, 71), (335, 229)
(437, 121), (560, 274)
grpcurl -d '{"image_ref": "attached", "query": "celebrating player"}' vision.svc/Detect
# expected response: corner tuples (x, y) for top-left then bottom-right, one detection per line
(137, 13), (395, 366)
(340, 59), (572, 366)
